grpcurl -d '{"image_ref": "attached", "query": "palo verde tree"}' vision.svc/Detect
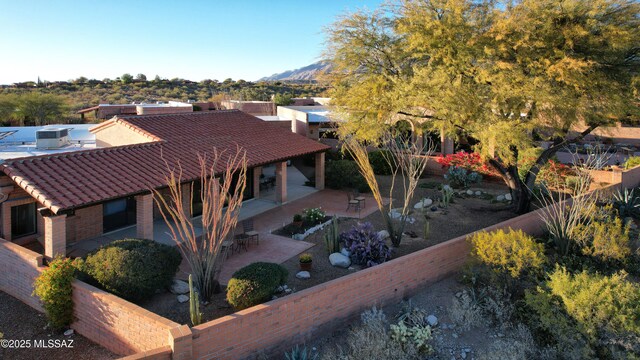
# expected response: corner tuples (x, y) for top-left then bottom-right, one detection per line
(324, 0), (640, 213)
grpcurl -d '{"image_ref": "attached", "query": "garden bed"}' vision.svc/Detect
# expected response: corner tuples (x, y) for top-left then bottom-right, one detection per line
(272, 215), (333, 239)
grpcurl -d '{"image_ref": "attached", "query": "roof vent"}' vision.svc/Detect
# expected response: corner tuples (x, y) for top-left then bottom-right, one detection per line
(36, 128), (70, 149)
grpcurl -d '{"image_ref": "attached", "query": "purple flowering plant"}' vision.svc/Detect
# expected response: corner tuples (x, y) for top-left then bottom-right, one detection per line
(339, 222), (392, 268)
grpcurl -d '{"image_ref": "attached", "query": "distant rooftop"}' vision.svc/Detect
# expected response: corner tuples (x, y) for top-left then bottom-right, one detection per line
(0, 124), (96, 162)
(278, 106), (334, 123)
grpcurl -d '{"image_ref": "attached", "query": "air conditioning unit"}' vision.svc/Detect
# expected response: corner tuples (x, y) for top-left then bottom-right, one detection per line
(36, 128), (70, 149)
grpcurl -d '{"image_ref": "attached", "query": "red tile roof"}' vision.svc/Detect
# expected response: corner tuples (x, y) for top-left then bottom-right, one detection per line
(1, 110), (329, 213)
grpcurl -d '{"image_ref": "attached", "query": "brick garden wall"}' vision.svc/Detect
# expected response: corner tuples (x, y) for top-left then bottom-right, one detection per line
(0, 237), (182, 357)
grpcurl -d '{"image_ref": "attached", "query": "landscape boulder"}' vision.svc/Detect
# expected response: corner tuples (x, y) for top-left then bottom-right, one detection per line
(170, 279), (190, 295)
(329, 253), (351, 268)
(296, 271), (311, 279)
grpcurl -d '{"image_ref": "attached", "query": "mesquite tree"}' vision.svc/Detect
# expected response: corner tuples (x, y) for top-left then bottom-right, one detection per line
(153, 147), (247, 301)
(324, 0), (640, 213)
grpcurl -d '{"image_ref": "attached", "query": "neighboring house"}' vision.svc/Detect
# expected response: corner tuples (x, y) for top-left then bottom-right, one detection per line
(77, 101), (196, 120)
(276, 105), (337, 141)
(0, 110), (329, 259)
(220, 100), (275, 116)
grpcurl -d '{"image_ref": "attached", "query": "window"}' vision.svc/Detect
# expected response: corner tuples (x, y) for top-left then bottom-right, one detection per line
(11, 202), (37, 238)
(103, 197), (137, 233)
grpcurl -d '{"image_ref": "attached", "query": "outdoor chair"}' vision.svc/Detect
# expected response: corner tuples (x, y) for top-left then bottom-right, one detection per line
(233, 233), (249, 252)
(242, 219), (259, 245)
(346, 192), (361, 212)
(354, 190), (366, 208)
(221, 237), (234, 258)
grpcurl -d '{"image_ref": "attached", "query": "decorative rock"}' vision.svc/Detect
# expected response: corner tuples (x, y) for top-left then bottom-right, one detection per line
(296, 271), (311, 279)
(461, 351), (467, 359)
(63, 329), (74, 336)
(177, 294), (189, 303)
(340, 248), (351, 257)
(505, 193), (512, 201)
(284, 288), (293, 294)
(348, 266), (356, 271)
(443, 185), (452, 191)
(389, 209), (403, 219)
(426, 314), (438, 327)
(431, 206), (438, 212)
(475, 191), (482, 196)
(329, 253), (351, 268)
(170, 280), (190, 294)
(378, 230), (390, 240)
(414, 198), (433, 209)
(292, 234), (305, 241)
(452, 332), (459, 339)
(496, 195), (505, 202)
(466, 189), (474, 196)
(276, 285), (284, 293)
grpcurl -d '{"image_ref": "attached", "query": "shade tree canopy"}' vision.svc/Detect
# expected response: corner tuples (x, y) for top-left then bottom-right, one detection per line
(324, 0), (640, 213)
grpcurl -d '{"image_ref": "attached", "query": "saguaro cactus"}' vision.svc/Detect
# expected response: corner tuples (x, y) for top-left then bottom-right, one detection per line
(189, 274), (202, 326)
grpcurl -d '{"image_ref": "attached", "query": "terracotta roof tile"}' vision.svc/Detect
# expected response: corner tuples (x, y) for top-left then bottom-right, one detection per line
(1, 110), (329, 213)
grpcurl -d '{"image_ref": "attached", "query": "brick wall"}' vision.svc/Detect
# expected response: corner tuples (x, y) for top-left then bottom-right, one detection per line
(0, 238), (44, 311)
(190, 208), (548, 360)
(67, 204), (103, 243)
(0, 237), (182, 357)
(71, 281), (179, 356)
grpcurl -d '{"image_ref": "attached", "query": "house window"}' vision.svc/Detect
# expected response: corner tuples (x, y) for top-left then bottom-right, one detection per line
(11, 202), (37, 238)
(192, 180), (203, 217)
(103, 197), (137, 233)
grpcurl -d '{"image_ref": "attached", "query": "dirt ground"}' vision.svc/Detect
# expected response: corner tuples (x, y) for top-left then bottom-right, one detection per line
(281, 175), (514, 293)
(139, 287), (234, 326)
(308, 276), (499, 360)
(0, 291), (117, 360)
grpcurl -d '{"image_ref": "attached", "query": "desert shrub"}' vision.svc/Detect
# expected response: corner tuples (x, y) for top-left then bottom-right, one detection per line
(226, 262), (288, 310)
(573, 216), (631, 262)
(526, 267), (640, 358)
(302, 207), (325, 224)
(444, 166), (482, 188)
(78, 239), (181, 302)
(470, 229), (545, 278)
(340, 222), (392, 267)
(33, 256), (77, 330)
(418, 180), (441, 189)
(448, 290), (485, 331)
(476, 324), (541, 360)
(285, 345), (318, 360)
(321, 312), (418, 360)
(368, 149), (393, 175)
(624, 156), (640, 170)
(524, 288), (594, 359)
(325, 160), (370, 192)
(436, 151), (497, 176)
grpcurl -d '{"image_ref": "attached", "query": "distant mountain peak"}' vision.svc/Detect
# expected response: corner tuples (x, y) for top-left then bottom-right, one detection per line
(259, 61), (331, 82)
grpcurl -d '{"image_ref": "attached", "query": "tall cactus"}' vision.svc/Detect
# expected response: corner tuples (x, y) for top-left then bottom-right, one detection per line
(189, 274), (202, 326)
(324, 216), (340, 253)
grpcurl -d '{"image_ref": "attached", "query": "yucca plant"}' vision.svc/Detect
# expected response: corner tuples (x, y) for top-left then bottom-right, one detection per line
(284, 345), (318, 360)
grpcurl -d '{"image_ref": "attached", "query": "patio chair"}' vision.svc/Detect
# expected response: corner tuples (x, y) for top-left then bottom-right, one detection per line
(354, 190), (366, 208)
(221, 238), (234, 258)
(347, 192), (361, 212)
(233, 233), (249, 252)
(242, 219), (259, 245)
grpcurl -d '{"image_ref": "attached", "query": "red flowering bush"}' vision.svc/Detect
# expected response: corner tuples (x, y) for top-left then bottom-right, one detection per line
(436, 151), (498, 176)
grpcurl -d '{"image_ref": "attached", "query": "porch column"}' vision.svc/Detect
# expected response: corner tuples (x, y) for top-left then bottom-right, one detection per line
(275, 161), (287, 203)
(44, 214), (66, 259)
(315, 152), (325, 190)
(253, 166), (262, 199)
(181, 183), (192, 218)
(441, 133), (454, 155)
(136, 194), (154, 239)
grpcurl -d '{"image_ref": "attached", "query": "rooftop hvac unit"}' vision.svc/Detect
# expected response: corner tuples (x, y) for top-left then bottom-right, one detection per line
(36, 128), (70, 149)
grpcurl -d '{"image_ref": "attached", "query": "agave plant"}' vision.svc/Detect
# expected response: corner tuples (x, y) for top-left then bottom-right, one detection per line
(613, 188), (640, 219)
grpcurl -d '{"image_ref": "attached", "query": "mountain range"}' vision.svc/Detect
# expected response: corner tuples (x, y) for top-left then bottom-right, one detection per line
(259, 61), (331, 82)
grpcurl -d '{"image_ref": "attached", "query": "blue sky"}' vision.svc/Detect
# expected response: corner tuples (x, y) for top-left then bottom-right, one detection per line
(0, 0), (384, 84)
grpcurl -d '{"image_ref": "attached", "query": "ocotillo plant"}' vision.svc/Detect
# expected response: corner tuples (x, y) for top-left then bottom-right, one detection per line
(189, 274), (202, 326)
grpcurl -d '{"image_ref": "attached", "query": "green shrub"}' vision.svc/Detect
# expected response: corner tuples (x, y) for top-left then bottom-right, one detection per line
(573, 216), (631, 262)
(226, 262), (288, 310)
(525, 267), (640, 358)
(624, 156), (640, 170)
(33, 256), (77, 330)
(78, 239), (181, 302)
(325, 160), (370, 192)
(470, 228), (546, 278)
(368, 150), (393, 175)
